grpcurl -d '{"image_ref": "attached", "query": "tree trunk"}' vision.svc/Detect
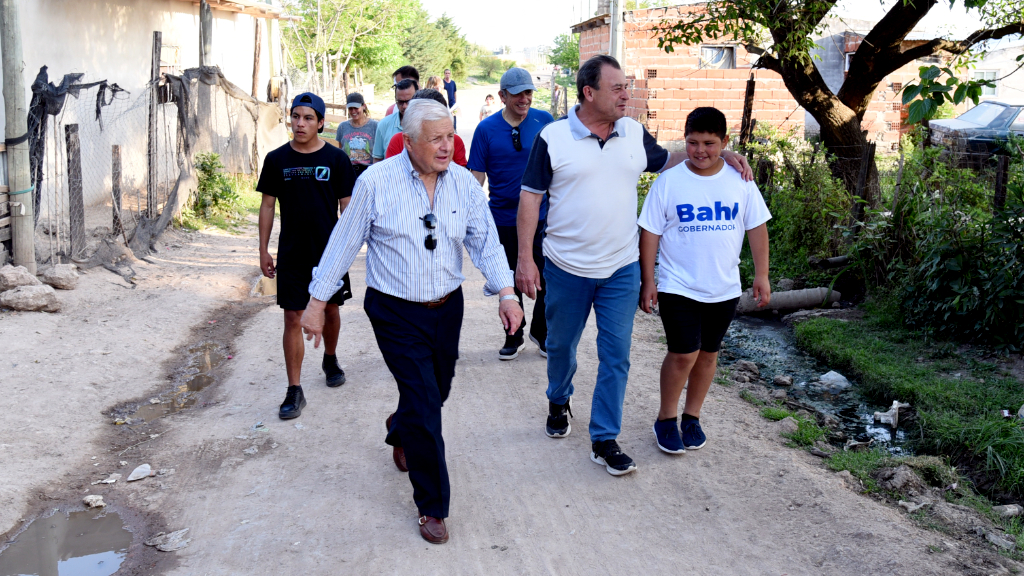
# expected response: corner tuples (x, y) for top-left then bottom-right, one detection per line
(814, 111), (879, 210)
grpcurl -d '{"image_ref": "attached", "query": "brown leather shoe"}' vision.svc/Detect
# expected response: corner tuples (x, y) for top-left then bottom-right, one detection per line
(393, 446), (408, 472)
(386, 413), (408, 472)
(418, 516), (449, 544)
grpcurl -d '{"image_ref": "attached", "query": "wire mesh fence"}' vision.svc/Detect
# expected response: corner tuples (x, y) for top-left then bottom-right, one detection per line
(27, 66), (287, 267)
(36, 83), (179, 264)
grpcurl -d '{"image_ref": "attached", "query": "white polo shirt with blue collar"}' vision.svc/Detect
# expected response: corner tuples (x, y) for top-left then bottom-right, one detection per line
(521, 105), (669, 279)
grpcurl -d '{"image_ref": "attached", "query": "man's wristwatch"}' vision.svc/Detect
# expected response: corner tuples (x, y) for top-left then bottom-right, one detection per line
(499, 294), (518, 302)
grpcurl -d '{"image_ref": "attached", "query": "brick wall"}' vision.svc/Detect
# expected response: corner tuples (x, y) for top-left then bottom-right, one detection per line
(579, 25), (610, 64)
(621, 7), (802, 143)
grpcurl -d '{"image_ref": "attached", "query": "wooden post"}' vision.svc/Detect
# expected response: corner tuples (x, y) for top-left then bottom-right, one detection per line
(993, 155), (1009, 213)
(111, 145), (123, 237)
(852, 141), (876, 229)
(252, 19), (262, 99)
(65, 124), (85, 258)
(550, 71), (559, 117)
(739, 73), (755, 151)
(199, 0), (212, 67)
(1, 0), (35, 272)
(147, 31), (161, 219)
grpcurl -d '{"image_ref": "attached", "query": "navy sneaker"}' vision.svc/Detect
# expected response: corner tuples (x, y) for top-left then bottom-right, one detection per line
(591, 439), (637, 476)
(545, 399), (572, 438)
(680, 417), (707, 450)
(653, 418), (686, 454)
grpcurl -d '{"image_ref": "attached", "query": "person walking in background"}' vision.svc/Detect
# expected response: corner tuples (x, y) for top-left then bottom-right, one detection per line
(639, 107), (771, 455)
(442, 68), (457, 132)
(468, 68), (553, 360)
(257, 92), (356, 420)
(337, 92), (377, 178)
(479, 94), (496, 121)
(373, 78), (419, 162)
(385, 89), (467, 166)
(386, 65), (419, 116)
(300, 99), (522, 544)
(516, 55), (752, 476)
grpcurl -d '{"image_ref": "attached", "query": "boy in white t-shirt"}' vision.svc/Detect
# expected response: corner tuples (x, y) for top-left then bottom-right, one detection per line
(637, 107), (772, 454)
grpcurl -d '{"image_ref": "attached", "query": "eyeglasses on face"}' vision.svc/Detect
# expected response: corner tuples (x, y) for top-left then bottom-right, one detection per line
(421, 213), (438, 251)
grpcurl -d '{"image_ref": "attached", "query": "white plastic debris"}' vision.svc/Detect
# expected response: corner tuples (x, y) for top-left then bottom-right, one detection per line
(874, 400), (911, 427)
(819, 371), (851, 389)
(83, 495), (106, 508)
(91, 473), (122, 485)
(127, 463), (154, 481)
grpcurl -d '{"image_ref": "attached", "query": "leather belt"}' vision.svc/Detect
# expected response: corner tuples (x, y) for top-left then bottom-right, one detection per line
(420, 291), (453, 309)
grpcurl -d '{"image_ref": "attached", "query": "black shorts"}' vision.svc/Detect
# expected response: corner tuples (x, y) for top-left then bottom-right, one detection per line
(658, 292), (739, 354)
(277, 267), (352, 311)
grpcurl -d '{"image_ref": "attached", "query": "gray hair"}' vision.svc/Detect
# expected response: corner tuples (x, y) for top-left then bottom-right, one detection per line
(402, 99), (452, 142)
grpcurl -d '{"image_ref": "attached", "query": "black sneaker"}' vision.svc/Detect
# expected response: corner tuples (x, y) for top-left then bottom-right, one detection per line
(529, 332), (548, 358)
(590, 439), (637, 476)
(279, 385), (306, 420)
(499, 333), (526, 360)
(323, 354), (346, 387)
(545, 399), (572, 438)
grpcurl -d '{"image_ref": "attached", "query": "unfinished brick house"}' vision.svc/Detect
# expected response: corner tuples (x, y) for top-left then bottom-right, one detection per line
(572, 6), (961, 150)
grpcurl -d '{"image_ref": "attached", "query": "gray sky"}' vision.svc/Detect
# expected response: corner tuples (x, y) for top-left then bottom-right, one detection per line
(418, 0), (985, 52)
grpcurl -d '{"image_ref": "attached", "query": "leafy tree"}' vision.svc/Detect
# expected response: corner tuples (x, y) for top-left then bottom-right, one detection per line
(548, 34), (581, 73)
(656, 0), (1024, 202)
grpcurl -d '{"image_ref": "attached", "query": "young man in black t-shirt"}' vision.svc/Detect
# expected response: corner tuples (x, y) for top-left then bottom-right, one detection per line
(258, 92), (357, 420)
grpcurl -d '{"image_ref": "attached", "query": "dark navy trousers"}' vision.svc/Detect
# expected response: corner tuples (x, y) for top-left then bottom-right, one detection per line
(364, 286), (463, 519)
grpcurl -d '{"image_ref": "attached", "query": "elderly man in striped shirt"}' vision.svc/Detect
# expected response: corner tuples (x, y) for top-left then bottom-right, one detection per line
(300, 99), (522, 544)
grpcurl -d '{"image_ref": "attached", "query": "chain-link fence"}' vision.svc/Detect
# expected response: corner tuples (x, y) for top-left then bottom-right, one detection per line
(28, 66), (287, 267)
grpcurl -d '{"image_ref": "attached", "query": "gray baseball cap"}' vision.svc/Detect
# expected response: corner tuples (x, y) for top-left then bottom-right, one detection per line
(500, 68), (535, 94)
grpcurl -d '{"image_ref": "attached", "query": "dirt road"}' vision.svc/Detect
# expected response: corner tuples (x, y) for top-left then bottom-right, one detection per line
(0, 218), (1014, 575)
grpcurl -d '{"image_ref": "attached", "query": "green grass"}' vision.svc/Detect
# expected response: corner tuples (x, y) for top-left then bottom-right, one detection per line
(178, 173), (261, 232)
(783, 417), (827, 447)
(795, 311), (1024, 494)
(740, 389), (766, 406)
(760, 406), (792, 421)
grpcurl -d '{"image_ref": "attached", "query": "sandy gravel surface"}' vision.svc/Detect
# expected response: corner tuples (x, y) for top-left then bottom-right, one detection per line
(4, 215), (1020, 575)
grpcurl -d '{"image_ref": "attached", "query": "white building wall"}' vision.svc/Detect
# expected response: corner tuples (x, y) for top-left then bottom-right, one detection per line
(0, 0), (284, 211)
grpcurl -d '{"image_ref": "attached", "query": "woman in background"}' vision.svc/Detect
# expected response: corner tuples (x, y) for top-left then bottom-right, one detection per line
(336, 92), (377, 178)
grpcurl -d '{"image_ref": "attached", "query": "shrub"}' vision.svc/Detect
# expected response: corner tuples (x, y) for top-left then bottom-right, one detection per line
(190, 152), (238, 219)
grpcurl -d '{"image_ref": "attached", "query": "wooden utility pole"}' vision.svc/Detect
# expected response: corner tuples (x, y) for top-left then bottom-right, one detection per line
(739, 73), (756, 151)
(252, 19), (262, 99)
(199, 0), (212, 67)
(111, 145), (123, 237)
(550, 71), (558, 117)
(147, 31), (161, 219)
(1, 0), (34, 272)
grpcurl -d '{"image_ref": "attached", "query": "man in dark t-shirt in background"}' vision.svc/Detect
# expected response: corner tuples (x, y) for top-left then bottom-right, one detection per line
(443, 68), (457, 132)
(258, 92), (357, 420)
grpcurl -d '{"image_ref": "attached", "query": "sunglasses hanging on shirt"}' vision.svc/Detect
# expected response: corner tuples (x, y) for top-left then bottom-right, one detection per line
(511, 125), (522, 152)
(421, 213), (438, 251)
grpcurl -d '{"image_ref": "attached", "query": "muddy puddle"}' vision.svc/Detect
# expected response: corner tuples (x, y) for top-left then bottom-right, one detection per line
(0, 510), (132, 576)
(128, 341), (227, 423)
(722, 316), (910, 453)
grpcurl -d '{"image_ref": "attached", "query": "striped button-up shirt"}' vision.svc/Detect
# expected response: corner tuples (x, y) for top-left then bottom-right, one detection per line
(309, 150), (513, 303)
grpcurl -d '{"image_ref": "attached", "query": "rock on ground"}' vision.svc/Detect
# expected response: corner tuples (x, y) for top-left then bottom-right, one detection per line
(0, 284), (60, 312)
(773, 375), (793, 386)
(42, 264), (79, 290)
(83, 495), (106, 508)
(875, 465), (926, 494)
(0, 264), (41, 291)
(778, 416), (799, 435)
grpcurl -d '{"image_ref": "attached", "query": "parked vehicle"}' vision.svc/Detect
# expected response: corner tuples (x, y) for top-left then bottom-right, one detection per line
(929, 101), (1024, 163)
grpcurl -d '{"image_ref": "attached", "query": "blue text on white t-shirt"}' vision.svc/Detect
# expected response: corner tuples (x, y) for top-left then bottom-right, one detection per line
(676, 201), (739, 222)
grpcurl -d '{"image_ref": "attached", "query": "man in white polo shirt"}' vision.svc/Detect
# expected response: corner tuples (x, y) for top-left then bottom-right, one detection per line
(516, 54), (751, 476)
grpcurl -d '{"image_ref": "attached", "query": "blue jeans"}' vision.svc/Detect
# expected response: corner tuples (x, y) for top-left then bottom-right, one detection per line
(543, 258), (640, 442)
